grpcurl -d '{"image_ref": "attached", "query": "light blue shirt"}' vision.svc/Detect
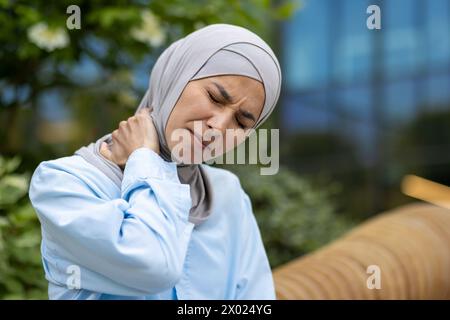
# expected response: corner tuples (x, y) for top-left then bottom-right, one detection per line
(29, 147), (275, 300)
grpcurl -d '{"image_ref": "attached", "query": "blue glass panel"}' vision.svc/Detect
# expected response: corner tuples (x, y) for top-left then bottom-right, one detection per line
(383, 79), (417, 126)
(383, 0), (422, 79)
(332, 0), (373, 84)
(426, 0), (450, 69)
(282, 0), (331, 91)
(282, 91), (330, 132)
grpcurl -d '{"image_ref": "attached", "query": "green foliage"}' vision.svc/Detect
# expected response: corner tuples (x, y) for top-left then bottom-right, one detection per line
(0, 154), (352, 298)
(0, 1), (301, 298)
(393, 108), (450, 186)
(227, 164), (355, 268)
(0, 156), (47, 299)
(0, 0), (298, 156)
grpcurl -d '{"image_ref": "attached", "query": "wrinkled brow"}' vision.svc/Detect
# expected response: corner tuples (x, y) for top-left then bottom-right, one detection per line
(211, 81), (256, 122)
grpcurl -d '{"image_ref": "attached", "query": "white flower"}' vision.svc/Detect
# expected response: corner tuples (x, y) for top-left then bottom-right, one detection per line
(130, 10), (166, 47)
(27, 22), (69, 52)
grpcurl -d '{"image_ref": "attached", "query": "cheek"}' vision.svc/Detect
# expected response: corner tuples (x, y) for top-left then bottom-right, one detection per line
(175, 99), (211, 124)
(187, 101), (212, 121)
(183, 89), (214, 117)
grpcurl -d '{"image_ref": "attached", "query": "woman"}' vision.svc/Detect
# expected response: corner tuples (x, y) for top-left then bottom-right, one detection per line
(29, 23), (282, 300)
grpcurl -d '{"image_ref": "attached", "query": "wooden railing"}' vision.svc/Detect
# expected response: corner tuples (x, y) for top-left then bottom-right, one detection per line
(273, 203), (450, 299)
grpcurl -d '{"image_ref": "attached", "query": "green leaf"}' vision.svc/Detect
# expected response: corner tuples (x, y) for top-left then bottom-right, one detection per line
(0, 174), (29, 207)
(272, 0), (302, 20)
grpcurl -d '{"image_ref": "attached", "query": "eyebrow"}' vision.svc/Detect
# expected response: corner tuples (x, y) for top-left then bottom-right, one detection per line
(211, 81), (257, 123)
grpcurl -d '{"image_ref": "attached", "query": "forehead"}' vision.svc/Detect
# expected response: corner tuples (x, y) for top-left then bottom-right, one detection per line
(202, 75), (265, 109)
(206, 75), (264, 95)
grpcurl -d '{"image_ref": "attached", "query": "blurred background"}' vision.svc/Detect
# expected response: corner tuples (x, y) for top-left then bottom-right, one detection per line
(0, 0), (449, 299)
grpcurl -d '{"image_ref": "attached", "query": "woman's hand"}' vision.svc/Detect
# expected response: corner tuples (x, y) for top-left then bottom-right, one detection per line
(100, 108), (160, 168)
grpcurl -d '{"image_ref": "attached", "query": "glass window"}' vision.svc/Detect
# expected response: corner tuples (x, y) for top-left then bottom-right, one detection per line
(282, 91), (330, 132)
(383, 79), (417, 127)
(332, 84), (373, 122)
(426, 0), (450, 69)
(383, 0), (422, 79)
(426, 74), (450, 110)
(332, 0), (373, 84)
(282, 0), (331, 91)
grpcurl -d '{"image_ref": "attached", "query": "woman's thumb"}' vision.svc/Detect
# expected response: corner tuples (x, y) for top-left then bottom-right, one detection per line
(137, 105), (153, 116)
(100, 142), (113, 160)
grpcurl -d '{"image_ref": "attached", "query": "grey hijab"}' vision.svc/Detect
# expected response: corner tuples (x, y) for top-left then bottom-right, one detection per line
(75, 23), (282, 226)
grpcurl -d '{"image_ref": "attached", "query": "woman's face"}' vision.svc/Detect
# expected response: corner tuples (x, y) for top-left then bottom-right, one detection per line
(165, 75), (265, 163)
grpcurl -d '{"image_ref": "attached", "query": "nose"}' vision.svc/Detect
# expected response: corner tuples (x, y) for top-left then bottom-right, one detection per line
(206, 108), (235, 133)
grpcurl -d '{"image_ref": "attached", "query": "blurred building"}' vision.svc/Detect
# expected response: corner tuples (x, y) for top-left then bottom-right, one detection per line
(280, 0), (450, 215)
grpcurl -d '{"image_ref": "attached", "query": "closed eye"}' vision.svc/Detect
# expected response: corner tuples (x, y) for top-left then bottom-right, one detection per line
(207, 91), (221, 104)
(236, 119), (246, 129)
(207, 90), (247, 129)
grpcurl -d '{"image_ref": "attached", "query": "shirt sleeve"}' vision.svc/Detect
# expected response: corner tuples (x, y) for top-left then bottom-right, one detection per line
(29, 147), (194, 296)
(234, 191), (276, 300)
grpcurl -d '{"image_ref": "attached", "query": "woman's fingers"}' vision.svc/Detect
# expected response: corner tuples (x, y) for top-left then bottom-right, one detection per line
(104, 107), (161, 167)
(136, 106), (150, 116)
(100, 142), (113, 161)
